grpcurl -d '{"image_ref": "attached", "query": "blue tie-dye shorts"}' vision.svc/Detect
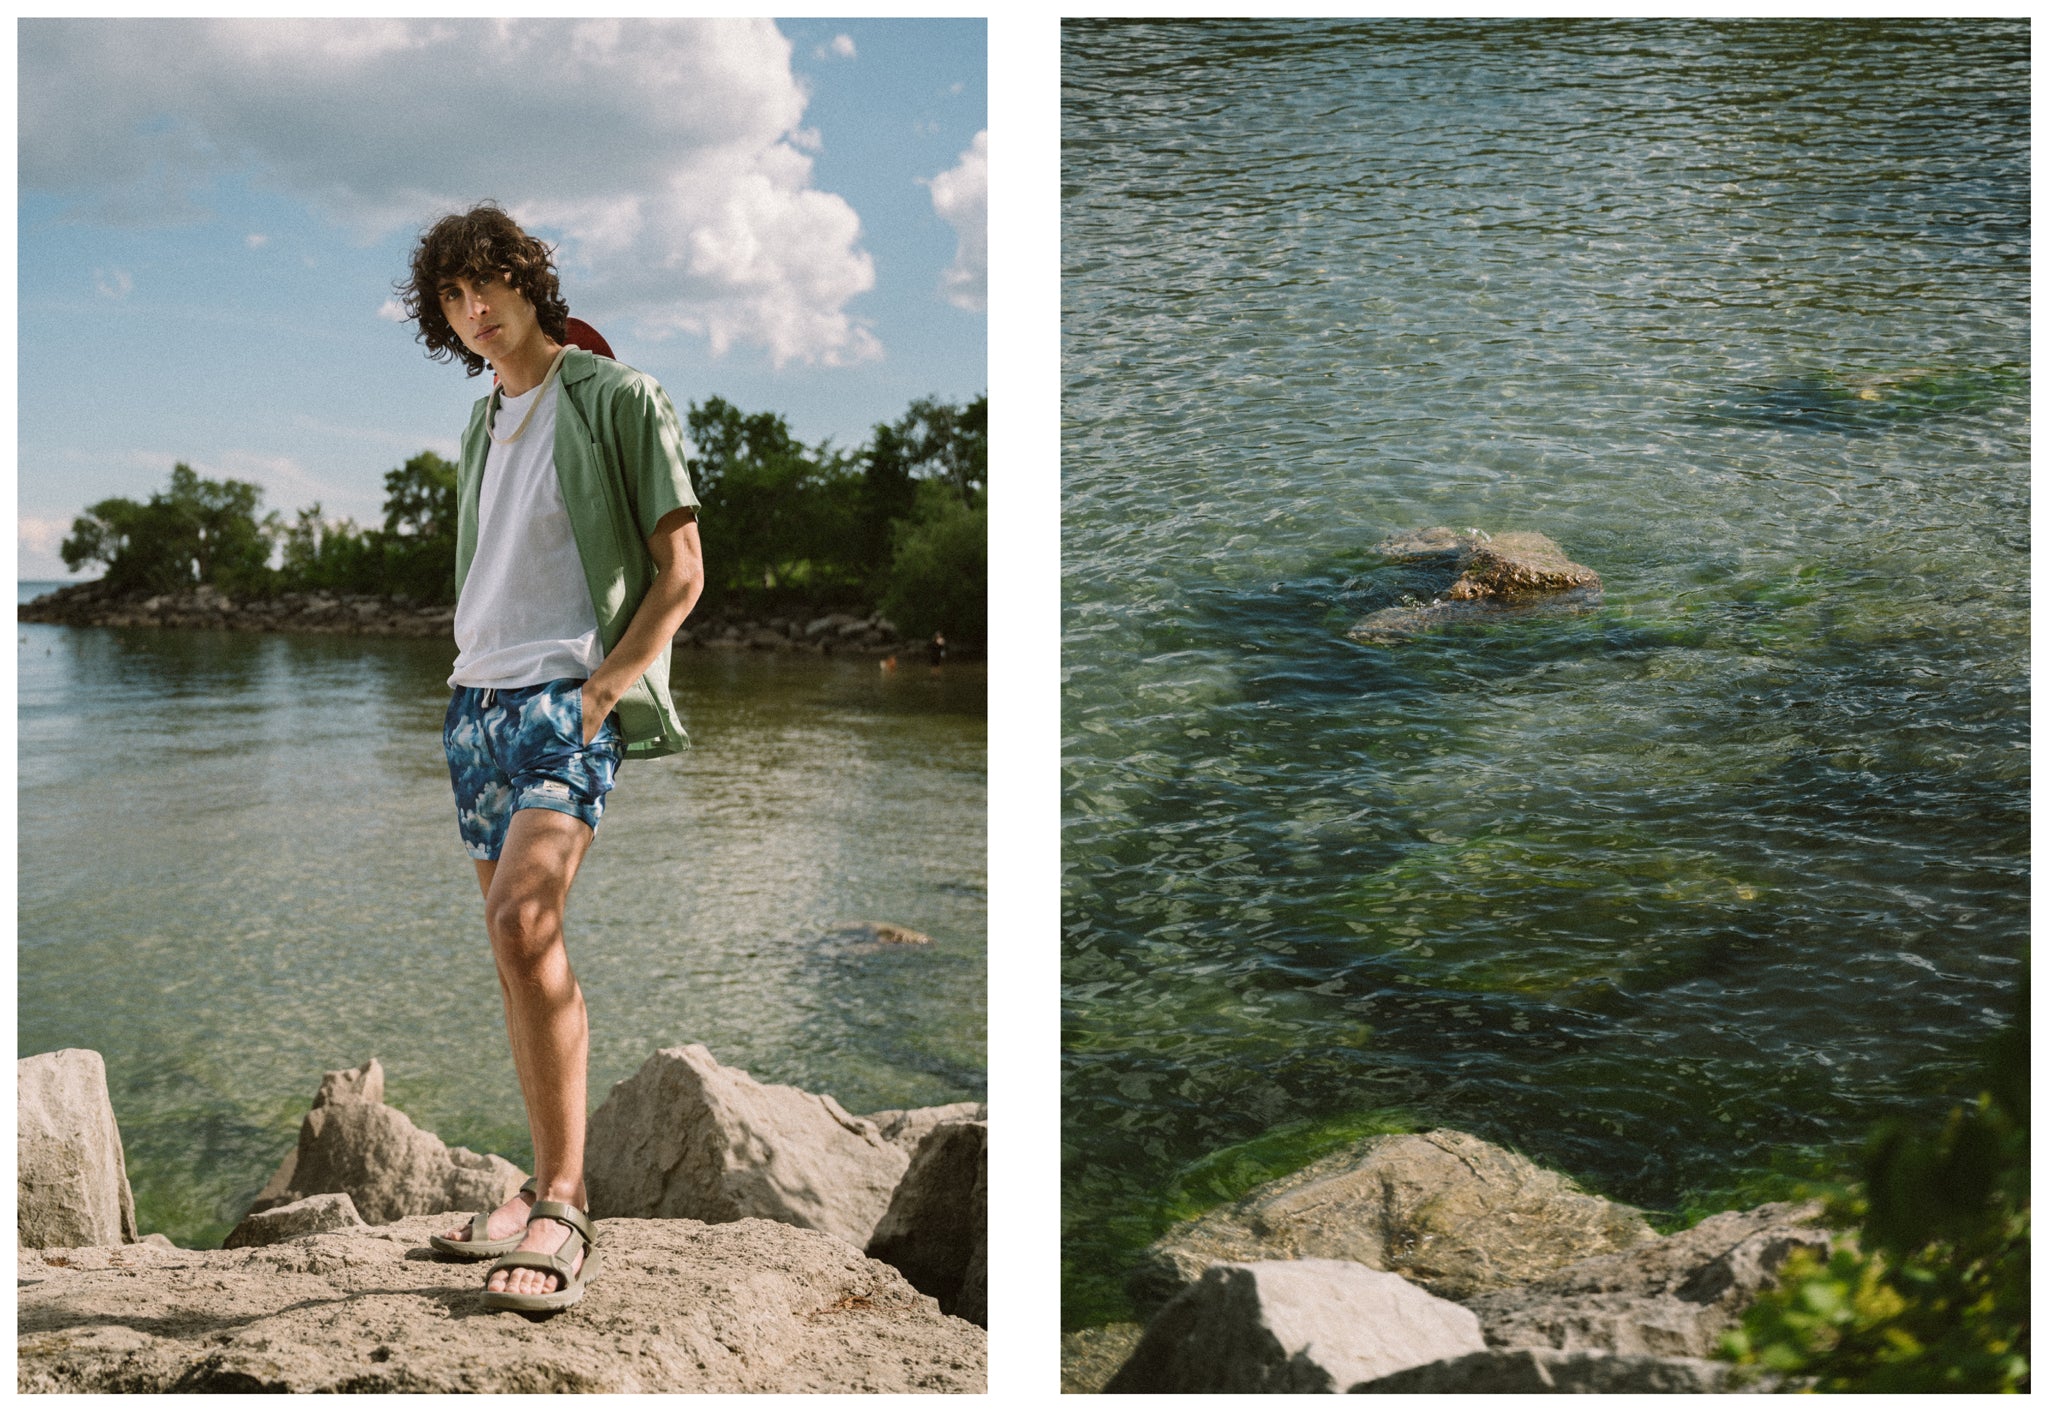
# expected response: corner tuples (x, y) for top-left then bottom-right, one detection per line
(443, 679), (623, 861)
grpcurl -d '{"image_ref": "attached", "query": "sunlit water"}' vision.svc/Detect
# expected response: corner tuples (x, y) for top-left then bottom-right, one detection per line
(18, 595), (986, 1247)
(1061, 19), (2027, 1325)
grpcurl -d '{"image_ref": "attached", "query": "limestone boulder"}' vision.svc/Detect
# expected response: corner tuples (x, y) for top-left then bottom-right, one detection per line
(1353, 1346), (1770, 1393)
(861, 1100), (988, 1154)
(256, 1100), (524, 1227)
(1466, 1200), (1833, 1358)
(1104, 1259), (1486, 1393)
(223, 1194), (366, 1250)
(18, 1049), (137, 1249)
(585, 1045), (909, 1249)
(865, 1121), (986, 1324)
(18, 1214), (984, 1393)
(251, 1060), (386, 1212)
(1130, 1130), (1655, 1314)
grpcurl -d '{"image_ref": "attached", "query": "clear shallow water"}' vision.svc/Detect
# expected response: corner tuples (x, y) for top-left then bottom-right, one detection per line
(1061, 19), (2027, 1325)
(18, 604), (986, 1246)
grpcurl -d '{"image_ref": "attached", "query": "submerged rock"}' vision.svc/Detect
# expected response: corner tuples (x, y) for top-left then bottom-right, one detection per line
(1130, 1129), (1655, 1314)
(18, 1214), (984, 1393)
(1349, 528), (1602, 642)
(1707, 366), (2020, 434)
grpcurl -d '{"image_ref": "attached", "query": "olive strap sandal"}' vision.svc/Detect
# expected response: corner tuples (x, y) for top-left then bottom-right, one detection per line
(427, 1177), (538, 1260)
(479, 1199), (599, 1313)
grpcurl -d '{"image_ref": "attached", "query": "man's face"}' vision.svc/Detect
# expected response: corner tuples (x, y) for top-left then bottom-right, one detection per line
(437, 272), (539, 364)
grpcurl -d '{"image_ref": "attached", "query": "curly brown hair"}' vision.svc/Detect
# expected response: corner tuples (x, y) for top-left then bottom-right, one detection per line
(397, 202), (569, 377)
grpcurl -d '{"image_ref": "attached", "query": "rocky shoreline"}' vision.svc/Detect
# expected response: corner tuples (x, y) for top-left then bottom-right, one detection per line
(19, 1045), (986, 1394)
(1063, 1129), (1838, 1394)
(18, 581), (934, 657)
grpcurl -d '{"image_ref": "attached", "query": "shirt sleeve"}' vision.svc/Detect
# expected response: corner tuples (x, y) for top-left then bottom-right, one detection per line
(614, 374), (701, 541)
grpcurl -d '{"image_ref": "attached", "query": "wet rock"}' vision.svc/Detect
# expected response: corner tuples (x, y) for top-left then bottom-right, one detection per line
(18, 1214), (984, 1393)
(865, 1121), (986, 1324)
(1353, 1346), (1770, 1393)
(862, 1100), (988, 1154)
(1062, 1324), (1146, 1394)
(1349, 528), (1602, 642)
(1105, 1259), (1486, 1393)
(223, 1193), (367, 1249)
(18, 1049), (138, 1249)
(1130, 1130), (1655, 1315)
(584, 1045), (908, 1249)
(1466, 1200), (1833, 1358)
(253, 1099), (524, 1227)
(826, 922), (935, 954)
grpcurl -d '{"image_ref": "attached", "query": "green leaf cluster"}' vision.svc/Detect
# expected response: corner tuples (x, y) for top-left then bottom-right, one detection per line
(1722, 1003), (2029, 1392)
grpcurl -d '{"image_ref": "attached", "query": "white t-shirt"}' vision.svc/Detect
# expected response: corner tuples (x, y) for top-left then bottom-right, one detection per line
(447, 376), (604, 688)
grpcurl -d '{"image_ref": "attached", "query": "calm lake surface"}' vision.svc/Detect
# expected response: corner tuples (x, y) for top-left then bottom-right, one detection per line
(18, 592), (986, 1247)
(1062, 19), (2028, 1325)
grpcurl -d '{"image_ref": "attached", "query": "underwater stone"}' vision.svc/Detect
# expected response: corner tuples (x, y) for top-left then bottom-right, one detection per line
(1350, 528), (1602, 642)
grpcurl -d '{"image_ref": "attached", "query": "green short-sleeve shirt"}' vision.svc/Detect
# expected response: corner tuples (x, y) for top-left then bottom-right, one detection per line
(455, 349), (701, 759)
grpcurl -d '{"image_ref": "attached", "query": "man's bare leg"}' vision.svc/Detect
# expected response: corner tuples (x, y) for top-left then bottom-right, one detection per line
(437, 807), (595, 1295)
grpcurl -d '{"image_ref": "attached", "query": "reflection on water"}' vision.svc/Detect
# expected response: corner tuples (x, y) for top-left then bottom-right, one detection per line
(19, 620), (985, 1246)
(1062, 18), (2027, 1326)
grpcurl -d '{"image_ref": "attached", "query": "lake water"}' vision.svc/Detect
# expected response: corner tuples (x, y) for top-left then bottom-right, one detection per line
(18, 590), (986, 1247)
(1061, 19), (2028, 1326)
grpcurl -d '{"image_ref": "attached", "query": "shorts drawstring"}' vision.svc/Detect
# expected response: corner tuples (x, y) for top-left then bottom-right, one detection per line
(481, 687), (497, 709)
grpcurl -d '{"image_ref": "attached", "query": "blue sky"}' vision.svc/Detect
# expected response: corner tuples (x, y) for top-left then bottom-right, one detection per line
(19, 17), (987, 580)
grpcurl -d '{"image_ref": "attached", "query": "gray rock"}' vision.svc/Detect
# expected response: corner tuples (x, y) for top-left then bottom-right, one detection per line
(865, 1121), (986, 1323)
(1467, 1200), (1834, 1358)
(1105, 1259), (1486, 1393)
(258, 1100), (525, 1227)
(18, 1049), (137, 1249)
(18, 1214), (984, 1393)
(1353, 1346), (1770, 1393)
(585, 1044), (909, 1249)
(314, 1058), (384, 1108)
(861, 1100), (987, 1154)
(956, 1239), (987, 1328)
(223, 1193), (367, 1249)
(139, 1233), (178, 1249)
(1131, 1129), (1655, 1314)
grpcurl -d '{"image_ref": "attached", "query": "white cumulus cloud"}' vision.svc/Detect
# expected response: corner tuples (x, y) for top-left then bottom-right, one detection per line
(22, 18), (881, 367)
(817, 33), (856, 60)
(93, 267), (133, 299)
(375, 298), (406, 322)
(926, 130), (986, 313)
(246, 232), (268, 248)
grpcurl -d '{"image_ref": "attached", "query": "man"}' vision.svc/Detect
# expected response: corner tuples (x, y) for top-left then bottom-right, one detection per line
(398, 203), (703, 1311)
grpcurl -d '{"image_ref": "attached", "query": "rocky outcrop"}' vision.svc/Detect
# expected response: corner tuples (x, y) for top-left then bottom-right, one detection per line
(1353, 1347), (1770, 1394)
(250, 1090), (524, 1227)
(18, 586), (916, 655)
(1464, 1200), (1832, 1357)
(223, 1193), (367, 1250)
(18, 1049), (138, 1249)
(1349, 528), (1602, 642)
(18, 1214), (985, 1393)
(862, 1100), (989, 1155)
(252, 1059), (386, 1209)
(1062, 1324), (1146, 1394)
(1104, 1259), (1486, 1394)
(1130, 1129), (1655, 1314)
(584, 1045), (909, 1249)
(865, 1121), (987, 1325)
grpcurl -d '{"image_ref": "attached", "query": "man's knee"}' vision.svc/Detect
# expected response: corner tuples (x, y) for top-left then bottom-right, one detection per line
(486, 889), (564, 968)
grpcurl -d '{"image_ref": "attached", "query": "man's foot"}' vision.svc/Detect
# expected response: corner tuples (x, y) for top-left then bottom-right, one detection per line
(486, 1209), (586, 1297)
(438, 1185), (535, 1249)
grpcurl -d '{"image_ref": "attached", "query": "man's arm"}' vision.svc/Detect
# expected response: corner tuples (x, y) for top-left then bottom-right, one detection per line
(579, 506), (703, 743)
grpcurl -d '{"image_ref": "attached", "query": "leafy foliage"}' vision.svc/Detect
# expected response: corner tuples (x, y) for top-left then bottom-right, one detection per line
(62, 463), (276, 595)
(1722, 1001), (2029, 1392)
(880, 490), (988, 647)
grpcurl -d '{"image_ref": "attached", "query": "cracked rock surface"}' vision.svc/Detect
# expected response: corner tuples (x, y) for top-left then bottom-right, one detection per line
(19, 1214), (984, 1394)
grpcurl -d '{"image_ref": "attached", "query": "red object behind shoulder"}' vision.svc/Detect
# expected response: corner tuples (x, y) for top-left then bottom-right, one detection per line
(565, 317), (614, 360)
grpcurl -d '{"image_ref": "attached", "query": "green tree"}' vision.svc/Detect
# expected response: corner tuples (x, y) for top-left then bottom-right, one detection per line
(61, 462), (275, 594)
(685, 396), (863, 601)
(880, 490), (988, 648)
